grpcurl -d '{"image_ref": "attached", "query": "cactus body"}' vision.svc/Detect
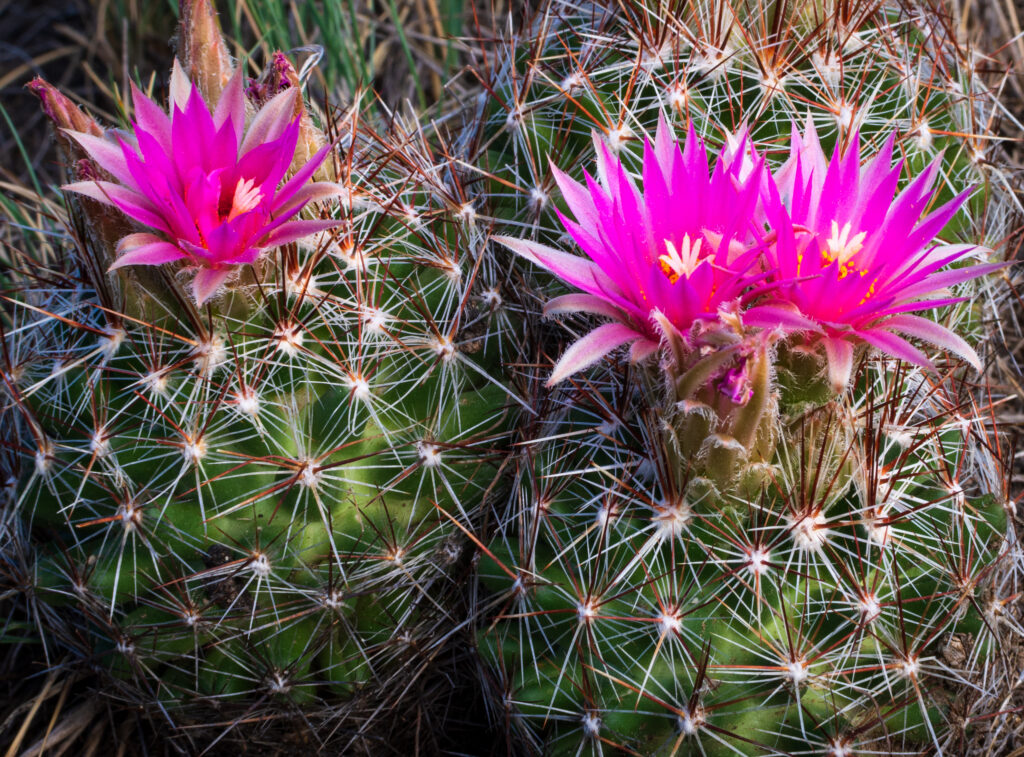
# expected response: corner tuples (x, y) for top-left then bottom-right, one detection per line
(4, 12), (515, 747)
(468, 1), (1018, 753)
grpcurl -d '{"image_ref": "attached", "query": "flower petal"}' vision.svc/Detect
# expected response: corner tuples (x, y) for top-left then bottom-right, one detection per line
(629, 338), (660, 362)
(169, 59), (192, 111)
(192, 267), (232, 305)
(855, 328), (934, 370)
(822, 337), (855, 393)
(543, 293), (625, 320)
(492, 235), (625, 300)
(63, 180), (170, 233)
(742, 304), (821, 333)
(262, 218), (344, 248)
(110, 235), (187, 270)
(877, 314), (981, 371)
(547, 323), (642, 386)
(61, 131), (136, 186)
(213, 66), (246, 145)
(240, 88), (301, 156)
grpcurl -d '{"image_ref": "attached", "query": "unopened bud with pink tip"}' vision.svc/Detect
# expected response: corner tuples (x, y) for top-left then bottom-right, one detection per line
(178, 0), (234, 105)
(28, 78), (103, 163)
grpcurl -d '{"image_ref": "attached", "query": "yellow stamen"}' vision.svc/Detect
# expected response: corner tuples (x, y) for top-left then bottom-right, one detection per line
(822, 221), (867, 279)
(659, 235), (703, 284)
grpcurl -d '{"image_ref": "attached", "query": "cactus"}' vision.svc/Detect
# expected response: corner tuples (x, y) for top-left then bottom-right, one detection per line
(4, 1), (516, 749)
(466, 0), (1020, 754)
(3, 0), (1021, 753)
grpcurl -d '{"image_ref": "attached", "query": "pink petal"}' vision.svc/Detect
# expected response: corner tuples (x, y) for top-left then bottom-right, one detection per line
(892, 261), (1005, 303)
(548, 323), (642, 386)
(192, 267), (232, 305)
(63, 180), (170, 233)
(61, 131), (136, 186)
(169, 59), (192, 111)
(543, 293), (624, 320)
(743, 304), (821, 333)
(823, 337), (855, 393)
(877, 314), (981, 371)
(262, 218), (343, 248)
(110, 234), (187, 270)
(855, 328), (934, 370)
(240, 88), (301, 156)
(273, 145), (336, 207)
(550, 164), (602, 232)
(629, 338), (660, 362)
(130, 82), (172, 154)
(213, 66), (246, 146)
(272, 181), (346, 218)
(492, 236), (625, 300)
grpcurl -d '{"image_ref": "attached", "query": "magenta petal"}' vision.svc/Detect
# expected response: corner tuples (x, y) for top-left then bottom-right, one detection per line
(63, 180), (171, 233)
(543, 293), (625, 320)
(855, 328), (933, 370)
(822, 337), (855, 393)
(547, 323), (642, 386)
(192, 268), (232, 305)
(130, 82), (172, 154)
(262, 218), (343, 247)
(551, 164), (602, 232)
(213, 67), (246, 146)
(273, 181), (345, 217)
(877, 314), (981, 370)
(273, 144), (335, 207)
(892, 261), (1006, 303)
(110, 234), (187, 270)
(742, 305), (821, 333)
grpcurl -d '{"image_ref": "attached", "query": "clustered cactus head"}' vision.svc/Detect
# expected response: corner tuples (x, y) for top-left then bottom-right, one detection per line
(5, 0), (516, 749)
(62, 63), (341, 304)
(461, 1), (1019, 754)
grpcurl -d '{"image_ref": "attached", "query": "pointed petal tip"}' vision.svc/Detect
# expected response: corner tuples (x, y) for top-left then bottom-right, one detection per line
(191, 267), (232, 305)
(546, 322), (642, 385)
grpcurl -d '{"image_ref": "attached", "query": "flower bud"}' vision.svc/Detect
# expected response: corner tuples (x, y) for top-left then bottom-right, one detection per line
(178, 0), (234, 104)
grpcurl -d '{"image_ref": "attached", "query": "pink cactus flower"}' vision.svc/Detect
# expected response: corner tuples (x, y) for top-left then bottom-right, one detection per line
(765, 121), (1002, 390)
(495, 120), (789, 386)
(63, 61), (341, 304)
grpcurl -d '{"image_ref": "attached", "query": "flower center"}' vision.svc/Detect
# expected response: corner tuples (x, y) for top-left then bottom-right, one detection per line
(226, 177), (263, 221)
(822, 221), (867, 279)
(659, 235), (703, 284)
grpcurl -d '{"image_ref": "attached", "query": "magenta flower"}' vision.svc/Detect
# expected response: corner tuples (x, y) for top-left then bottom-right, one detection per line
(765, 122), (1001, 390)
(495, 120), (784, 386)
(63, 61), (341, 304)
